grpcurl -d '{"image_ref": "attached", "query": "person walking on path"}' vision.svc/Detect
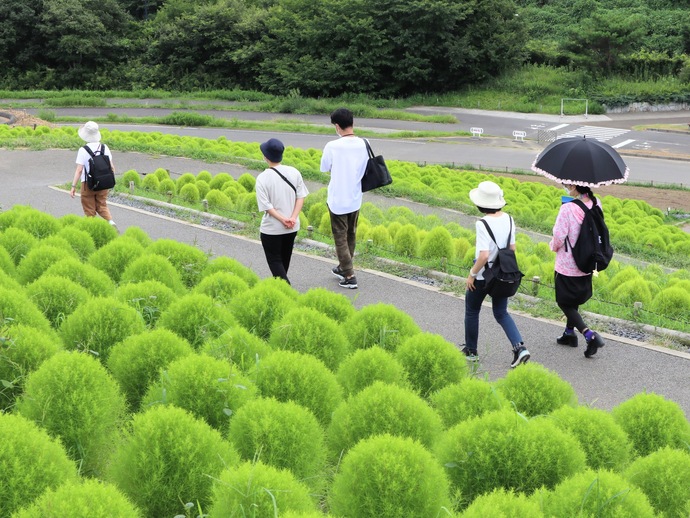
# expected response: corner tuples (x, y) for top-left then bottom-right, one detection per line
(255, 138), (309, 285)
(550, 184), (606, 358)
(320, 108), (368, 289)
(70, 121), (117, 228)
(463, 181), (530, 368)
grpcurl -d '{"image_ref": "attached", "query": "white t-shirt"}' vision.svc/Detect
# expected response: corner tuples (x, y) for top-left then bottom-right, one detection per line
(474, 213), (516, 281)
(255, 165), (309, 235)
(75, 142), (113, 182)
(320, 136), (368, 215)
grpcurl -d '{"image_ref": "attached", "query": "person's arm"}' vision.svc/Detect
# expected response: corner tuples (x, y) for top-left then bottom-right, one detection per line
(549, 205), (571, 251)
(70, 164), (83, 198)
(467, 249), (489, 291)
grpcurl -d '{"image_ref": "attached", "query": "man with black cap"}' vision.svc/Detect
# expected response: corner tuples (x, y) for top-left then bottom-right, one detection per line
(255, 138), (309, 285)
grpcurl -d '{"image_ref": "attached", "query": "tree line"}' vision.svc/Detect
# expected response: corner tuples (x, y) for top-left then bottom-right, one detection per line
(0, 0), (688, 96)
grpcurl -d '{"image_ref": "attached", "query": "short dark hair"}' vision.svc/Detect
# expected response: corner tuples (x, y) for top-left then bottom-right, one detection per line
(330, 108), (353, 129)
(477, 206), (500, 214)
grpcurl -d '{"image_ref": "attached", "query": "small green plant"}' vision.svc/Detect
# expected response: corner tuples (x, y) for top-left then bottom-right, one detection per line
(202, 255), (259, 287)
(298, 286), (356, 323)
(0, 227), (38, 265)
(119, 253), (185, 293)
(43, 257), (116, 296)
(0, 413), (79, 516)
(230, 282), (294, 340)
(345, 302), (421, 352)
(460, 488), (543, 517)
(0, 286), (52, 333)
(419, 225), (455, 262)
(193, 271), (250, 303)
(142, 173), (160, 191)
(73, 216), (119, 248)
(17, 351), (127, 476)
(393, 223), (420, 257)
(208, 172), (234, 191)
(106, 405), (239, 518)
(179, 182), (201, 203)
(55, 225), (97, 260)
(237, 172), (256, 192)
(202, 326), (273, 372)
(17, 243), (77, 284)
(13, 208), (61, 239)
(88, 237), (145, 283)
(120, 169), (141, 188)
(147, 238), (208, 288)
(429, 378), (506, 429)
(329, 434), (451, 518)
(115, 279), (178, 327)
(121, 225), (152, 247)
(0, 245), (15, 277)
(336, 346), (409, 397)
(25, 275), (91, 328)
(157, 177), (177, 195)
(205, 189), (233, 210)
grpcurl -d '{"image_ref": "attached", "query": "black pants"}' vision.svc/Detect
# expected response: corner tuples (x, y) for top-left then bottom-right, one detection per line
(555, 272), (592, 333)
(260, 232), (297, 285)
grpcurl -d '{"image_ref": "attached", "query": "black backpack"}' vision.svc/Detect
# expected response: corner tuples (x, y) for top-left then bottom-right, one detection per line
(83, 144), (116, 191)
(480, 216), (524, 298)
(565, 199), (613, 274)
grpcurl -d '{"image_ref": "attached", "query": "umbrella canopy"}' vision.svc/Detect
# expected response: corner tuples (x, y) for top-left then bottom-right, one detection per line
(531, 136), (630, 187)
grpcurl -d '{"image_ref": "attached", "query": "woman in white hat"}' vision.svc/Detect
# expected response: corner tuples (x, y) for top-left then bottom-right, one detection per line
(464, 180), (530, 368)
(70, 121), (117, 227)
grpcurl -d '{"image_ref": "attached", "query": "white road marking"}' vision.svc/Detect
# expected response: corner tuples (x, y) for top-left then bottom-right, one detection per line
(612, 139), (636, 149)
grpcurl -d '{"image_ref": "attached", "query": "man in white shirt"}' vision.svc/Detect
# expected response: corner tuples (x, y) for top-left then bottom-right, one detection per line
(320, 108), (368, 289)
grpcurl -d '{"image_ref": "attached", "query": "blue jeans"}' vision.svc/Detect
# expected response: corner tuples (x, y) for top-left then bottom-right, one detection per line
(464, 280), (523, 351)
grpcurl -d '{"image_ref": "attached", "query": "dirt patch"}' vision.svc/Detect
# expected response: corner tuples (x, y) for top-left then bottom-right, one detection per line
(0, 108), (56, 128)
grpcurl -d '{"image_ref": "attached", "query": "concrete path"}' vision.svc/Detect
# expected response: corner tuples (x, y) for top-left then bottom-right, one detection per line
(1, 148), (689, 417)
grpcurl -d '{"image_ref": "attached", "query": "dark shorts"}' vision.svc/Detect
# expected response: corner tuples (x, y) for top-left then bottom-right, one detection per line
(555, 272), (592, 306)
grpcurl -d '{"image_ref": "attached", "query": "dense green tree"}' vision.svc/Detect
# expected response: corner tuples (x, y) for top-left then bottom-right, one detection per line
(0, 0), (47, 85)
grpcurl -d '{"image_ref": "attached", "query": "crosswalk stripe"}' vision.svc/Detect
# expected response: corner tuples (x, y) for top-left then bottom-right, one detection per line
(612, 139), (636, 149)
(556, 125), (630, 142)
(548, 123), (569, 131)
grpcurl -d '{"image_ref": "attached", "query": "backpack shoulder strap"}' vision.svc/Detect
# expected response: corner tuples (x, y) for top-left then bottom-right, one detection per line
(479, 218), (498, 245)
(570, 198), (589, 213)
(82, 145), (96, 159)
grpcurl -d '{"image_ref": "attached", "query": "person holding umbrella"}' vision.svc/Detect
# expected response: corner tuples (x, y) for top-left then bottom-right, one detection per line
(532, 136), (629, 359)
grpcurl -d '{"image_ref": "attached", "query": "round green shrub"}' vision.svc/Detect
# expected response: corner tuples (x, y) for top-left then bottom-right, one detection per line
(107, 328), (194, 410)
(460, 488), (543, 517)
(420, 226), (455, 261)
(195, 179), (210, 198)
(25, 275), (91, 328)
(236, 191), (259, 212)
(17, 351), (127, 476)
(495, 362), (577, 416)
(306, 201), (328, 227)
(208, 461), (315, 517)
(119, 253), (185, 293)
(115, 279), (178, 327)
(537, 469), (655, 517)
(393, 223), (420, 257)
(143, 353), (256, 430)
(157, 293), (236, 348)
(228, 398), (326, 485)
(147, 238), (208, 288)
(230, 283), (293, 340)
(201, 326), (273, 372)
(193, 271), (249, 303)
(120, 168), (141, 187)
(327, 381), (443, 457)
(549, 405), (633, 472)
(17, 244), (77, 284)
(196, 170), (212, 183)
(0, 244), (15, 277)
(336, 346), (408, 397)
(43, 257), (115, 297)
(612, 392), (690, 457)
(298, 287), (355, 323)
(0, 205), (30, 230)
(345, 302), (421, 351)
(121, 226), (152, 247)
(237, 172), (256, 192)
(253, 350), (342, 426)
(202, 256), (259, 287)
(208, 172), (233, 191)
(106, 405), (239, 518)
(329, 434), (451, 518)
(613, 278), (653, 307)
(0, 413), (79, 516)
(152, 167), (170, 181)
(435, 409), (586, 504)
(176, 172), (196, 190)
(13, 209), (60, 239)
(269, 307), (350, 370)
(205, 189), (232, 210)
(157, 177), (176, 195)
(13, 479), (141, 518)
(650, 287), (690, 320)
(179, 182), (201, 203)
(141, 173), (160, 191)
(59, 296), (146, 360)
(624, 447), (690, 518)
(429, 378), (506, 429)
(395, 332), (467, 398)
(55, 225), (96, 260)
(73, 216), (119, 249)
(88, 237), (145, 283)
(0, 286), (52, 333)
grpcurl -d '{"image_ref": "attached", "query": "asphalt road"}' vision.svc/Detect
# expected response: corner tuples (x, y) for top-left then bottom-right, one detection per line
(1, 148), (689, 418)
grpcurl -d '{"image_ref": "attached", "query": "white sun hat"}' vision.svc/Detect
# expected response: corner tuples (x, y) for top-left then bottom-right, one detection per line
(469, 181), (506, 209)
(78, 121), (101, 142)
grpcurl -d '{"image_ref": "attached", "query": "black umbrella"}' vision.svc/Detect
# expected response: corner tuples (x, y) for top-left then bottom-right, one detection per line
(531, 136), (629, 187)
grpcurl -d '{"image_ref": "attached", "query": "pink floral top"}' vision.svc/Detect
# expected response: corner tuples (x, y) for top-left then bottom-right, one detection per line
(550, 196), (598, 277)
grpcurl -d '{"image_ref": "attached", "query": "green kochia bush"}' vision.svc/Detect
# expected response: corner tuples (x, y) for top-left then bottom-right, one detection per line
(345, 302), (421, 351)
(0, 226), (38, 265)
(115, 280), (178, 327)
(228, 398), (326, 487)
(119, 253), (185, 293)
(60, 296), (146, 360)
(393, 223), (420, 257)
(88, 237), (145, 283)
(193, 271), (249, 303)
(0, 413), (79, 517)
(121, 226), (152, 247)
(329, 434), (451, 518)
(395, 332), (467, 398)
(157, 293), (237, 348)
(13, 479), (141, 518)
(231, 282), (293, 340)
(147, 238), (208, 288)
(143, 353), (256, 430)
(253, 350), (342, 426)
(208, 461), (316, 517)
(549, 405), (633, 472)
(299, 287), (356, 323)
(55, 225), (97, 260)
(0, 286), (52, 333)
(43, 257), (116, 297)
(107, 405), (239, 518)
(202, 255), (259, 288)
(336, 346), (408, 397)
(269, 307), (350, 370)
(419, 225), (455, 261)
(460, 488), (544, 517)
(202, 326), (273, 372)
(430, 378), (507, 429)
(17, 244), (77, 284)
(107, 328), (194, 410)
(327, 381), (443, 457)
(495, 362), (577, 416)
(624, 447), (690, 518)
(612, 392), (690, 457)
(25, 275), (91, 328)
(17, 351), (127, 477)
(73, 216), (119, 248)
(435, 409), (587, 506)
(0, 245), (15, 277)
(536, 469), (656, 517)
(13, 208), (60, 239)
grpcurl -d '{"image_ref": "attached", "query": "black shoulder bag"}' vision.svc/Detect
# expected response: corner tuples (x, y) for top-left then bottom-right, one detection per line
(270, 167), (296, 193)
(480, 217), (524, 298)
(361, 139), (392, 192)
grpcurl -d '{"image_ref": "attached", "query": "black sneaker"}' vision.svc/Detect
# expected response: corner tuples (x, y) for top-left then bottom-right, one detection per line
(510, 346), (530, 368)
(556, 332), (578, 347)
(584, 332), (605, 358)
(331, 266), (345, 280)
(461, 346), (478, 362)
(339, 276), (358, 289)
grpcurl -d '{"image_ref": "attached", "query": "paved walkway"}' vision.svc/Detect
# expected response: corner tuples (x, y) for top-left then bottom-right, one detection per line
(1, 148), (689, 417)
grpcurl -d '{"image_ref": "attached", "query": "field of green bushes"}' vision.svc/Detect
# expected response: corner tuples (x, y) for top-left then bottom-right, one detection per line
(1, 204), (690, 517)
